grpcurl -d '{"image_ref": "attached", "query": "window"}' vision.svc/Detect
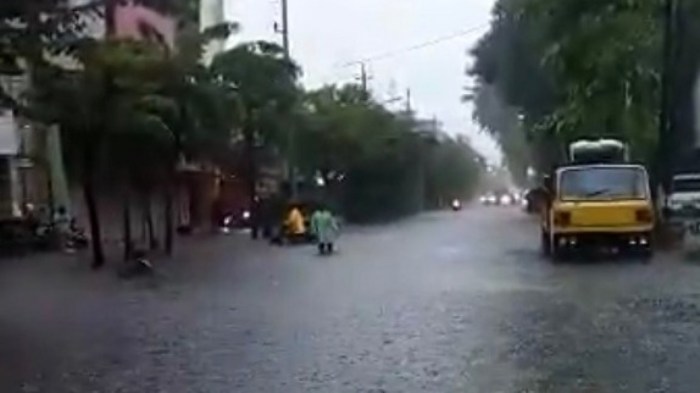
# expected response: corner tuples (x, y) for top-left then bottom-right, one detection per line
(672, 178), (700, 193)
(559, 167), (648, 201)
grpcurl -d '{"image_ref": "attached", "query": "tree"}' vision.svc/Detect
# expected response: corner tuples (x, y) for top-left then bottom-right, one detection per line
(28, 9), (239, 265)
(32, 38), (173, 265)
(297, 84), (483, 222)
(211, 42), (301, 215)
(0, 0), (189, 112)
(99, 39), (175, 260)
(469, 82), (532, 185)
(469, 0), (677, 172)
(668, 1), (700, 172)
(532, 0), (662, 161)
(145, 21), (240, 254)
(468, 0), (563, 174)
(0, 0), (227, 266)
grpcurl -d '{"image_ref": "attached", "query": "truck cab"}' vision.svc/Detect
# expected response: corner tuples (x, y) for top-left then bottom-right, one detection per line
(666, 174), (700, 215)
(541, 140), (654, 259)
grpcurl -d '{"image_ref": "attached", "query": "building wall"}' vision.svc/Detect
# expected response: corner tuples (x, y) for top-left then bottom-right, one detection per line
(114, 2), (176, 48)
(72, 0), (106, 38)
(200, 0), (226, 64)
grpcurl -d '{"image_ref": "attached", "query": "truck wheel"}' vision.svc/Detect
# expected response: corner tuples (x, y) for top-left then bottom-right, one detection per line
(551, 235), (567, 263)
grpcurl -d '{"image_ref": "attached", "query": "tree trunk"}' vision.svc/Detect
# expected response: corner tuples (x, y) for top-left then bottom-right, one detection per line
(83, 151), (105, 269)
(122, 188), (133, 262)
(245, 125), (258, 239)
(140, 196), (148, 246)
(143, 195), (157, 250)
(164, 184), (174, 256)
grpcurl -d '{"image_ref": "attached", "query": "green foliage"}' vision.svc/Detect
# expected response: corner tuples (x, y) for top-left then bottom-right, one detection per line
(2, 0), (485, 266)
(0, 0), (200, 112)
(211, 42), (301, 150)
(423, 135), (482, 207)
(297, 84), (483, 222)
(469, 82), (531, 185)
(16, 1), (242, 263)
(470, 0), (675, 168)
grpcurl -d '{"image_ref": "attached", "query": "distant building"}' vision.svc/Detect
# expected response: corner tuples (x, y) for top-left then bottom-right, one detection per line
(413, 117), (442, 135)
(0, 111), (22, 218)
(113, 2), (176, 48)
(0, 0), (176, 222)
(200, 0), (226, 64)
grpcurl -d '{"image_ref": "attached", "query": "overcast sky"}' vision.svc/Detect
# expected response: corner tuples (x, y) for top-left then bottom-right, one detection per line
(226, 0), (501, 162)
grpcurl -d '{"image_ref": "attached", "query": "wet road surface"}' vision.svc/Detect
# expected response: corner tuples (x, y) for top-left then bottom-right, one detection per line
(3, 207), (700, 392)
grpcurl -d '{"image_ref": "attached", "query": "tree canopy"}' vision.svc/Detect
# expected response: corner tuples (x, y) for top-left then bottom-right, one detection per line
(0, 1), (486, 264)
(468, 0), (700, 175)
(297, 84), (483, 222)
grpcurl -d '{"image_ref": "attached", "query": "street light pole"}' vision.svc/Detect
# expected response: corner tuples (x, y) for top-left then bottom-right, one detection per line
(657, 0), (677, 189)
(281, 0), (290, 59)
(280, 0), (298, 198)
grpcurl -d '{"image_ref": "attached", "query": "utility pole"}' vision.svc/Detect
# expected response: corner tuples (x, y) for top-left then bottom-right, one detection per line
(405, 88), (412, 113)
(281, 0), (290, 59)
(657, 0), (677, 189)
(360, 62), (369, 97)
(279, 0), (298, 198)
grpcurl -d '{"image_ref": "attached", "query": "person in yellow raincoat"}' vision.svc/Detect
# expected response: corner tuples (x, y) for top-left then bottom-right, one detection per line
(284, 204), (307, 243)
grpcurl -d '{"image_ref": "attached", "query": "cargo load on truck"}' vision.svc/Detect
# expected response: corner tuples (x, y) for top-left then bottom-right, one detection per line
(569, 139), (629, 165)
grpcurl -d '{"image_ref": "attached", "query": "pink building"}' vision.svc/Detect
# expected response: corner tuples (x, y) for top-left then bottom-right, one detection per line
(113, 1), (176, 49)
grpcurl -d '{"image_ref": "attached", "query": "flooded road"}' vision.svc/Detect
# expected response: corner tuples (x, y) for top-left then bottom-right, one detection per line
(3, 207), (700, 392)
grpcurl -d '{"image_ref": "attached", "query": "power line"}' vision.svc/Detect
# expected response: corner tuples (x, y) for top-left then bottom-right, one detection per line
(339, 23), (489, 67)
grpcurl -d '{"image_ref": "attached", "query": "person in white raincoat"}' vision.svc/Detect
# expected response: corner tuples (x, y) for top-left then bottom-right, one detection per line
(311, 205), (339, 255)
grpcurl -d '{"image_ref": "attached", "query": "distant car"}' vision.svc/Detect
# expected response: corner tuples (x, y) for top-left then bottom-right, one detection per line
(480, 191), (518, 207)
(665, 173), (700, 222)
(480, 193), (498, 205)
(499, 193), (514, 206)
(451, 199), (462, 211)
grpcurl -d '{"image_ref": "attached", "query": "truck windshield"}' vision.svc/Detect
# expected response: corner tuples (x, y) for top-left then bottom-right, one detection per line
(672, 179), (700, 193)
(559, 167), (648, 201)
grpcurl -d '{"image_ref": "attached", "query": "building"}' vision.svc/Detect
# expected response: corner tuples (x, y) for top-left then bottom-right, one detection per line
(0, 72), (65, 222)
(113, 2), (176, 48)
(200, 0), (226, 64)
(0, 111), (22, 219)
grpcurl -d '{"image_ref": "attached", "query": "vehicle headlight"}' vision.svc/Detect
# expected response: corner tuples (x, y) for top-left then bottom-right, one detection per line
(487, 196), (497, 203)
(242, 210), (251, 220)
(500, 195), (512, 205)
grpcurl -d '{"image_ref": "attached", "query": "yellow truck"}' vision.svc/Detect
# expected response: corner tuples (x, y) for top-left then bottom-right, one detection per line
(541, 140), (655, 259)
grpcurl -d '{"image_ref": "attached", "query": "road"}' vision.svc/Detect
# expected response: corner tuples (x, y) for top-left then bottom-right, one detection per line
(3, 207), (700, 392)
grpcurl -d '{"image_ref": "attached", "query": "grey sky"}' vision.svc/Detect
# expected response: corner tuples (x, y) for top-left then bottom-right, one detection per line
(226, 0), (500, 162)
